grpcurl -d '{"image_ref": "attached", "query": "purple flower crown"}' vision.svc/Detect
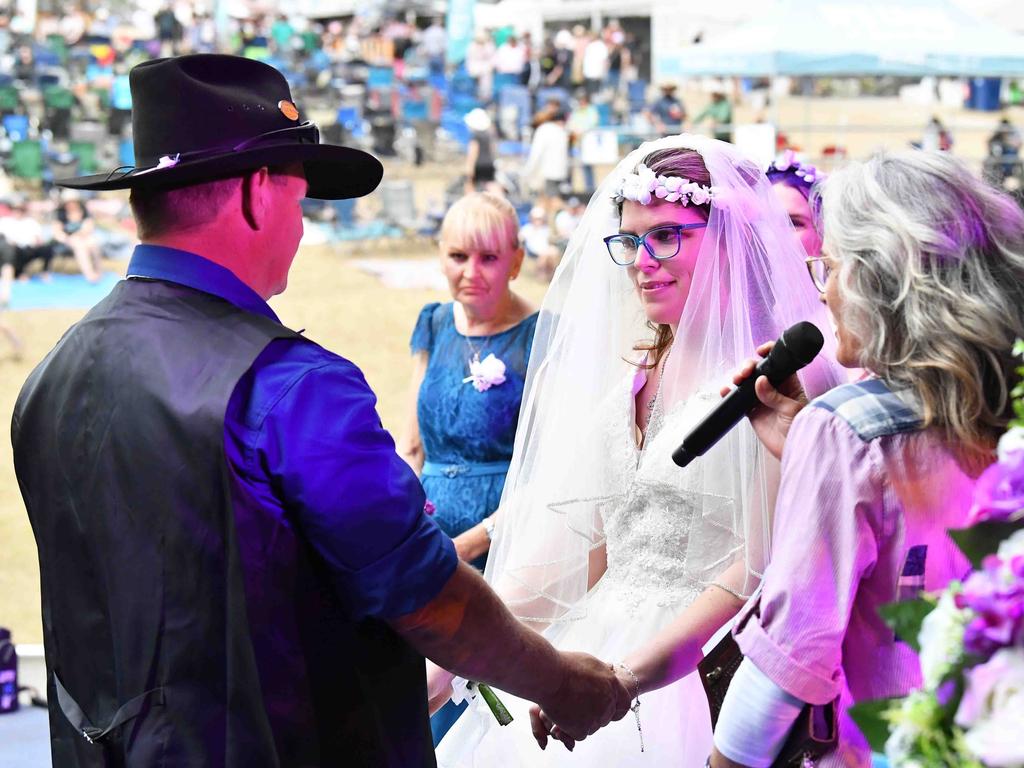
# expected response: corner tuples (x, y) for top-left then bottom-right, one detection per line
(767, 149), (823, 185)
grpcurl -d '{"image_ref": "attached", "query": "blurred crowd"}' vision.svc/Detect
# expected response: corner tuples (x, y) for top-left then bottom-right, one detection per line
(3, 1), (1024, 305)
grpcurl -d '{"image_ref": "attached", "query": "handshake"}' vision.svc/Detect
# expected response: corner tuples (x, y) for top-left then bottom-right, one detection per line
(429, 650), (636, 752)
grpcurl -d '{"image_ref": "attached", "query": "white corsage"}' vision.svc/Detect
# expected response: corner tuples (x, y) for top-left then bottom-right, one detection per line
(463, 353), (507, 392)
(611, 163), (715, 208)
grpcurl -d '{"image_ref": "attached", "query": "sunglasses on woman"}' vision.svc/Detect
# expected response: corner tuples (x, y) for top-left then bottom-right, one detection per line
(604, 223), (708, 266)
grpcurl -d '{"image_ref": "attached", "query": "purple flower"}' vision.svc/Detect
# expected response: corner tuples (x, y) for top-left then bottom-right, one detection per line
(424, 500), (436, 516)
(956, 558), (1024, 656)
(775, 149), (796, 171)
(967, 450), (1024, 525)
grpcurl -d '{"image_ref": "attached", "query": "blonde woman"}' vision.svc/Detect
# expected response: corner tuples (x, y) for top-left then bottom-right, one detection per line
(398, 192), (538, 744)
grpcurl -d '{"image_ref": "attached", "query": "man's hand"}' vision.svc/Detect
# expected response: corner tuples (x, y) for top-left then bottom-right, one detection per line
(719, 341), (807, 460)
(528, 653), (631, 750)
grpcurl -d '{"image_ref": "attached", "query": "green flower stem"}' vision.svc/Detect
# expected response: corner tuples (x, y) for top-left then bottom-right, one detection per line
(477, 683), (513, 726)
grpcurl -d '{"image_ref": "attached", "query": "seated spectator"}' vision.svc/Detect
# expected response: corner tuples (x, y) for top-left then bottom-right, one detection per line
(518, 205), (551, 261)
(53, 196), (102, 282)
(648, 82), (686, 134)
(0, 233), (24, 359)
(0, 198), (55, 281)
(553, 195), (585, 243)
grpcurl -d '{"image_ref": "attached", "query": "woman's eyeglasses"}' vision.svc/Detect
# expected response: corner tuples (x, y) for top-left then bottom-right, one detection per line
(805, 256), (832, 292)
(604, 223), (708, 266)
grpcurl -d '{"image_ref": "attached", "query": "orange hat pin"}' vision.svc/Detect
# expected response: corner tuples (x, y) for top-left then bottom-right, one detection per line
(278, 100), (299, 121)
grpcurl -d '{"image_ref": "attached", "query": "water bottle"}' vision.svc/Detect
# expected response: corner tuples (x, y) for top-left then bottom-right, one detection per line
(0, 628), (17, 714)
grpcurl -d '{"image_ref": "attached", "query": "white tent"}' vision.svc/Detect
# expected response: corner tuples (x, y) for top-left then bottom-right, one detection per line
(663, 0), (1024, 77)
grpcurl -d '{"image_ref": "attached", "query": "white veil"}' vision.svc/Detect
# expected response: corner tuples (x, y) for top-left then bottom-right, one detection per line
(485, 134), (842, 626)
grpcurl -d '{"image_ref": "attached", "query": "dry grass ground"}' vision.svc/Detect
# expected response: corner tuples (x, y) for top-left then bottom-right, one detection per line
(2, 90), (1023, 644)
(0, 240), (550, 644)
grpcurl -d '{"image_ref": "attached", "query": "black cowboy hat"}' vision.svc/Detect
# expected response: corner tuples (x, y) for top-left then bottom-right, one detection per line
(56, 54), (382, 200)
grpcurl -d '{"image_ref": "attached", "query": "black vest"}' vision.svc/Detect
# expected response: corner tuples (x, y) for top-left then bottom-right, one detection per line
(12, 279), (434, 767)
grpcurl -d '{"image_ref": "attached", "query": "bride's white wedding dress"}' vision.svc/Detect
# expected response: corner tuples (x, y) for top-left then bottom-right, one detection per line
(436, 380), (729, 767)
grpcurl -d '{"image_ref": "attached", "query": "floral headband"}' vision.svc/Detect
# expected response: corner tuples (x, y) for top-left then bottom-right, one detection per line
(611, 163), (716, 208)
(767, 149), (823, 185)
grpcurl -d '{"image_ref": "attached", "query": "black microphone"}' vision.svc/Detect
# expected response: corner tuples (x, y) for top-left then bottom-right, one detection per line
(671, 321), (825, 467)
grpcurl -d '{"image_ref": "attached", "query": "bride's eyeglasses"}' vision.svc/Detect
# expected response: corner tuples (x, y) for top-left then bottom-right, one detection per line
(804, 256), (832, 292)
(604, 223), (708, 266)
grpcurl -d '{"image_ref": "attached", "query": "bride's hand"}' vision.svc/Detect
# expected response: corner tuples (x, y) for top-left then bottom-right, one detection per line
(719, 341), (807, 461)
(426, 660), (456, 715)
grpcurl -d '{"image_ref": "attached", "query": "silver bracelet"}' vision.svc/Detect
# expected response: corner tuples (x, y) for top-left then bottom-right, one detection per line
(710, 580), (745, 600)
(616, 662), (644, 753)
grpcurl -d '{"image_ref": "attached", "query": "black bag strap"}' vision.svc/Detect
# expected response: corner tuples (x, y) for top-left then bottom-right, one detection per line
(54, 672), (164, 744)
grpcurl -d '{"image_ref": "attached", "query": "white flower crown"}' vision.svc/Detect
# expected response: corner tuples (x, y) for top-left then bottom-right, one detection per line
(610, 164), (717, 207)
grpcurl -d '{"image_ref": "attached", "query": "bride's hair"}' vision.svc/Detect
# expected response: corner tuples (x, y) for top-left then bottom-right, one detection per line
(623, 147), (712, 370)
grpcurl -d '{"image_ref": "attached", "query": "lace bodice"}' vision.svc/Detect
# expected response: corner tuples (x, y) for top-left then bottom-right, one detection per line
(595, 384), (729, 613)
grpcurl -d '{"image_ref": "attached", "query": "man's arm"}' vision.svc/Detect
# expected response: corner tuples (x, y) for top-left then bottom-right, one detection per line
(392, 561), (631, 742)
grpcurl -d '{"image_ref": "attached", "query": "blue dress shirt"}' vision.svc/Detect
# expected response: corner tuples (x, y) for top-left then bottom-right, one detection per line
(126, 244), (458, 621)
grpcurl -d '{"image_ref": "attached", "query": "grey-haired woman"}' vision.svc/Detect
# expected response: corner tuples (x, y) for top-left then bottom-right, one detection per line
(710, 150), (1024, 767)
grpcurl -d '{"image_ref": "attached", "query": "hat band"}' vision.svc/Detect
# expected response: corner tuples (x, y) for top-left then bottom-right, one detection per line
(108, 122), (321, 183)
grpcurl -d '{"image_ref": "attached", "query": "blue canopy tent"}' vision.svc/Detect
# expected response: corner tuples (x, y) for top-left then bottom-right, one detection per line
(662, 0), (1024, 77)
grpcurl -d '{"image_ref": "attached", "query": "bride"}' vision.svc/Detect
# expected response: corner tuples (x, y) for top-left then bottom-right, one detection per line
(433, 135), (840, 766)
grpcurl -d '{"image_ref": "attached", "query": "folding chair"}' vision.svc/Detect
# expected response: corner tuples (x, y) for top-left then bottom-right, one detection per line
(10, 140), (43, 180)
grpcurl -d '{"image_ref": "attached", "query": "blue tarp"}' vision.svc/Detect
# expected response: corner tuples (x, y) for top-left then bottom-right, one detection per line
(8, 272), (120, 311)
(665, 0), (1024, 77)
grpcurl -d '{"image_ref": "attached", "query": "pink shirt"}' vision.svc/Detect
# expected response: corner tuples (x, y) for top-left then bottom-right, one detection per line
(735, 388), (975, 765)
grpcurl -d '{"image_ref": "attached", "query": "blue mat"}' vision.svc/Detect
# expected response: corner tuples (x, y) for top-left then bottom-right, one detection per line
(9, 272), (121, 311)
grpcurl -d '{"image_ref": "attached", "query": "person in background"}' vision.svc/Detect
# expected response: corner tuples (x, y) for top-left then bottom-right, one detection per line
(569, 25), (588, 89)
(398, 192), (539, 745)
(270, 14), (294, 54)
(465, 31), (496, 104)
(984, 116), (1023, 185)
(518, 205), (552, 263)
(494, 34), (526, 92)
(581, 31), (608, 97)
(548, 29), (575, 89)
(154, 3), (182, 57)
(519, 31), (539, 89)
(420, 17), (447, 77)
(523, 107), (570, 205)
(568, 91), (600, 191)
(921, 115), (953, 152)
(463, 108), (496, 194)
(649, 82), (686, 134)
(0, 198), (55, 282)
(692, 91), (734, 143)
(606, 38), (629, 96)
(708, 150), (1024, 767)
(0, 229), (25, 359)
(53, 195), (102, 283)
(766, 150), (824, 260)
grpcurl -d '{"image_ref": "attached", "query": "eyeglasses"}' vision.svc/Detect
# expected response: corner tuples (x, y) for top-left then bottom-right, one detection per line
(805, 256), (832, 292)
(604, 223), (708, 266)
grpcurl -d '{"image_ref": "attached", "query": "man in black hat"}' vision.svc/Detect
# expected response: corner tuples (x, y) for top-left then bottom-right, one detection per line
(11, 54), (629, 767)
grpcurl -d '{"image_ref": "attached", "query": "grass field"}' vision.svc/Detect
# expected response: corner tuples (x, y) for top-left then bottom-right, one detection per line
(0, 240), (550, 645)
(2, 89), (1023, 644)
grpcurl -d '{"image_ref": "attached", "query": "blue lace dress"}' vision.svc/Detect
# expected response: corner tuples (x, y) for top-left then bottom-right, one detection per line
(411, 302), (538, 559)
(411, 301), (538, 747)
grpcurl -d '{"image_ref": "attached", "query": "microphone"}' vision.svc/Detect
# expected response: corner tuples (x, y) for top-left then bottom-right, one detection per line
(671, 321), (825, 467)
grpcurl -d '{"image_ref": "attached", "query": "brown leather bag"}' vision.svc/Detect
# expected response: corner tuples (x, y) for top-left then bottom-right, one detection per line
(699, 603), (838, 767)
